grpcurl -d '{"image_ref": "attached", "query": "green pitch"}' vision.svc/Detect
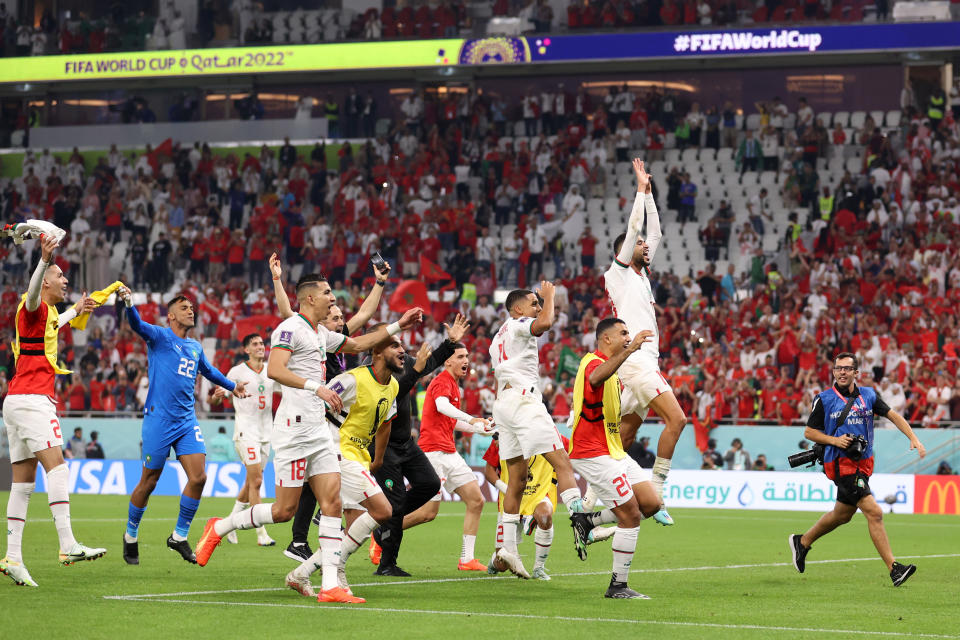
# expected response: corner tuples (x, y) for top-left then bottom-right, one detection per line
(2, 494), (957, 639)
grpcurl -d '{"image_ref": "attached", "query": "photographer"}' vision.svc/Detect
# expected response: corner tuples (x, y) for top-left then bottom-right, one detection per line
(788, 353), (926, 586)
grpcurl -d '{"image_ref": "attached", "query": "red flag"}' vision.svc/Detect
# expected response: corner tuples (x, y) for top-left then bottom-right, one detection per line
(234, 314), (281, 341)
(389, 280), (430, 314)
(419, 255), (452, 283)
(147, 138), (174, 174)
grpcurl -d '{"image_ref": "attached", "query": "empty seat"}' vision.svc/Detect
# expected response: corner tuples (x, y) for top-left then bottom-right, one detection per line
(886, 110), (901, 128)
(833, 111), (850, 127)
(849, 111), (867, 129)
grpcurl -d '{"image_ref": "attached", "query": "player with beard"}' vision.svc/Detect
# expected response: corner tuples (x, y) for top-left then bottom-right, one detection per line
(118, 286), (249, 565)
(268, 253), (393, 561)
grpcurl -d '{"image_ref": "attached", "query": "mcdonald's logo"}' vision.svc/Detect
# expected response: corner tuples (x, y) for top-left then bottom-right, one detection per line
(914, 475), (960, 515)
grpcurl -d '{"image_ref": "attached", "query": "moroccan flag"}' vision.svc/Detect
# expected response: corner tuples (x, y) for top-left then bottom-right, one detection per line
(234, 314), (281, 341)
(419, 255), (452, 283)
(389, 280), (430, 313)
(146, 137), (174, 174)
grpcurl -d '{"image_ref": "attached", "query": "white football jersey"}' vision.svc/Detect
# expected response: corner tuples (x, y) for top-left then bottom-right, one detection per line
(489, 316), (540, 390)
(227, 361), (276, 443)
(604, 262), (660, 368)
(270, 314), (347, 449)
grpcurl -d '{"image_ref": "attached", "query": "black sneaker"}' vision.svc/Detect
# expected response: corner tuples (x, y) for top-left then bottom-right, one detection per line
(283, 541), (313, 562)
(122, 535), (139, 565)
(374, 563), (412, 577)
(570, 512), (594, 561)
(166, 535), (197, 564)
(788, 534), (809, 573)
(604, 579), (650, 599)
(890, 562), (916, 587)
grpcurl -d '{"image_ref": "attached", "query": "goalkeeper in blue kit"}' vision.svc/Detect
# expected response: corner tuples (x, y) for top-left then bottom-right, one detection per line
(116, 287), (249, 565)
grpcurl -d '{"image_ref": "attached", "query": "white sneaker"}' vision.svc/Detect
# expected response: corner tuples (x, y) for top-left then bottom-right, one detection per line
(1, 557), (38, 587)
(495, 547), (530, 579)
(59, 542), (107, 566)
(531, 566), (551, 581)
(587, 526), (616, 545)
(487, 551), (502, 575)
(226, 531), (238, 545)
(285, 570), (316, 598)
(257, 534), (276, 547)
(337, 564), (354, 596)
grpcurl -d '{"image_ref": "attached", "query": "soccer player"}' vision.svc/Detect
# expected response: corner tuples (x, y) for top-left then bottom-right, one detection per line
(215, 333), (277, 547)
(2, 234), (106, 587)
(568, 318), (661, 599)
(371, 315), (470, 577)
(415, 343), (495, 571)
(482, 433), (569, 581)
(789, 352), (926, 586)
(118, 286), (248, 565)
(193, 273), (421, 605)
(269, 252), (392, 562)
(324, 329), (405, 589)
(489, 281), (587, 578)
(606, 158), (684, 525)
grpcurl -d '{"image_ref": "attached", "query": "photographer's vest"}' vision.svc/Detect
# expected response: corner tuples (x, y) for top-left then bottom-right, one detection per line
(818, 194), (833, 220)
(818, 385), (876, 480)
(928, 94), (945, 120)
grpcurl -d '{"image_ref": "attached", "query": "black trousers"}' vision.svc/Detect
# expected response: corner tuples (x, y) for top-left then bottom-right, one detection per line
(373, 439), (441, 567)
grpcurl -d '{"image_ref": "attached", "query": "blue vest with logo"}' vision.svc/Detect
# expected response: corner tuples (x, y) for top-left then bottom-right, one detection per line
(818, 385), (876, 472)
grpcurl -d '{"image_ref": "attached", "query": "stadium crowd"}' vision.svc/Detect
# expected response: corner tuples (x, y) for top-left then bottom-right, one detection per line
(2, 76), (960, 438)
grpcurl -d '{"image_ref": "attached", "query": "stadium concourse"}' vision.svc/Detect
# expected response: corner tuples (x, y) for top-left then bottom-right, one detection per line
(1, 85), (960, 440)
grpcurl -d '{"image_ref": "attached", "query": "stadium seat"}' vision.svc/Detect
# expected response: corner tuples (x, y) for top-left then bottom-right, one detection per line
(833, 111), (850, 127)
(716, 148), (734, 163)
(869, 110), (885, 127)
(850, 111), (867, 129)
(886, 110), (901, 128)
(818, 111), (832, 127)
(745, 114), (762, 130)
(681, 148), (699, 164)
(759, 171), (777, 186)
(664, 149), (681, 165)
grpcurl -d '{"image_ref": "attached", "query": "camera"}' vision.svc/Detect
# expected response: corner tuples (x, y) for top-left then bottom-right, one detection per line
(845, 434), (869, 461)
(788, 443), (824, 468)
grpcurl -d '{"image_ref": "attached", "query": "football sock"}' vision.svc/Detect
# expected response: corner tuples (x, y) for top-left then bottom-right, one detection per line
(126, 502), (147, 540)
(173, 495), (201, 539)
(652, 457), (671, 500)
(501, 513), (520, 554)
(214, 503), (274, 536)
(533, 525), (553, 570)
(583, 485), (599, 510)
(560, 488), (583, 513)
(342, 512), (378, 563)
(494, 512), (504, 550)
(317, 515), (342, 591)
(229, 500), (248, 518)
(460, 534), (477, 563)
(46, 464), (76, 551)
(589, 509), (618, 526)
(611, 526), (640, 583)
(5, 482), (33, 562)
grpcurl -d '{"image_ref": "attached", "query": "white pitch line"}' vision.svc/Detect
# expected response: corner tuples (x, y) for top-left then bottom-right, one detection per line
(103, 552), (960, 599)
(100, 597), (960, 639)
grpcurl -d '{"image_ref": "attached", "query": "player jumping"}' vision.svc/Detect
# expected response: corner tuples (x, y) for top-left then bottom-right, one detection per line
(606, 159), (684, 525)
(2, 234), (106, 587)
(193, 273), (421, 605)
(118, 286), (248, 565)
(489, 282), (588, 579)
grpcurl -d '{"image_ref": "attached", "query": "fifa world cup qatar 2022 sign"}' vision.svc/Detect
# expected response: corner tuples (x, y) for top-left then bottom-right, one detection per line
(2, 22), (960, 85)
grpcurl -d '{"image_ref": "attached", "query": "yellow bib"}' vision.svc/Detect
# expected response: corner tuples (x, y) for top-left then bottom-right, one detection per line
(12, 295), (70, 375)
(569, 352), (625, 460)
(498, 452), (558, 515)
(339, 366), (399, 467)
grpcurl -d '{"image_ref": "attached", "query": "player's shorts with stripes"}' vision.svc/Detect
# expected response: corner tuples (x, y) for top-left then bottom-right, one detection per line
(572, 455), (651, 508)
(425, 451), (477, 501)
(235, 440), (271, 466)
(141, 415), (206, 469)
(339, 458), (382, 509)
(273, 434), (340, 488)
(2, 394), (62, 463)
(492, 387), (563, 460)
(618, 360), (672, 418)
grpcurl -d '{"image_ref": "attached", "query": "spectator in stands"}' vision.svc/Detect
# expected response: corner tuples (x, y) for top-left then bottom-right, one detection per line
(67, 427), (86, 459)
(752, 454), (772, 471)
(736, 129), (762, 174)
(207, 425), (234, 462)
(86, 431), (105, 459)
(678, 172), (697, 224)
(724, 437), (752, 470)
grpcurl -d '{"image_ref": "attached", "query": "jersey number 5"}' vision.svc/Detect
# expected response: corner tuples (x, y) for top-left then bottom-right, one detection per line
(258, 395), (266, 410)
(177, 357), (196, 378)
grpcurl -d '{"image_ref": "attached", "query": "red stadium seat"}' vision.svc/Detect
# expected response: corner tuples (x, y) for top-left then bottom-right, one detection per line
(751, 6), (768, 21)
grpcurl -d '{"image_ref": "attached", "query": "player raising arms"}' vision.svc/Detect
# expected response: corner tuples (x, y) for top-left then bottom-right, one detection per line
(194, 273), (422, 605)
(490, 282), (588, 579)
(414, 343), (495, 571)
(214, 333), (277, 548)
(606, 159), (684, 524)
(118, 286), (248, 565)
(2, 234), (105, 587)
(569, 318), (661, 599)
